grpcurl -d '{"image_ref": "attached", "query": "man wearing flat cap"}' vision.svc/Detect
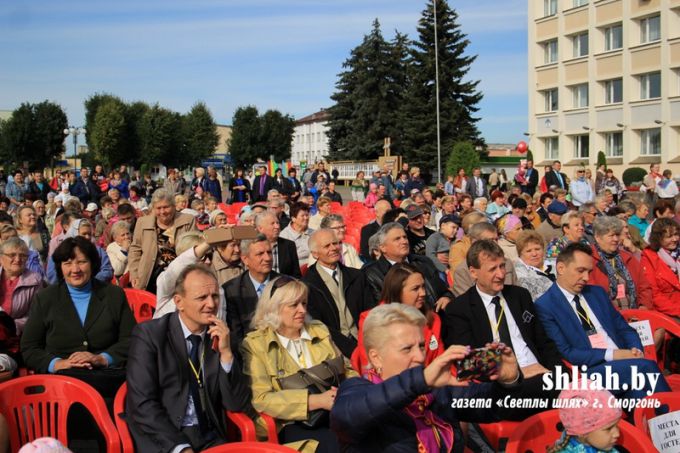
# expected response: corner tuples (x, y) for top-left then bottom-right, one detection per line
(536, 200), (567, 243)
(404, 204), (434, 255)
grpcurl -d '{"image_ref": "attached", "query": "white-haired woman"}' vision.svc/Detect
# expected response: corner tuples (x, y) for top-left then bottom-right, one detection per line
(241, 276), (356, 451)
(330, 304), (521, 452)
(106, 220), (131, 279)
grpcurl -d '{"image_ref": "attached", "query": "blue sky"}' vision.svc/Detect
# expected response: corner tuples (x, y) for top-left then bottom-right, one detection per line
(0, 0), (528, 152)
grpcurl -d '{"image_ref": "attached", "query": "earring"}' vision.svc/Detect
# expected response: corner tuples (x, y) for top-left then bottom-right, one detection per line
(377, 366), (383, 375)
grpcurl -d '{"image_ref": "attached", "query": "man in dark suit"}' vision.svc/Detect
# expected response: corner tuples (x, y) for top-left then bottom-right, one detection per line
(127, 264), (251, 452)
(71, 167), (101, 205)
(223, 235), (279, 343)
(364, 222), (454, 309)
(255, 212), (301, 278)
(523, 159), (539, 196)
(359, 199), (391, 262)
(251, 166), (274, 203)
(444, 240), (562, 416)
(544, 160), (569, 191)
(303, 229), (374, 357)
(464, 167), (488, 199)
(535, 243), (670, 400)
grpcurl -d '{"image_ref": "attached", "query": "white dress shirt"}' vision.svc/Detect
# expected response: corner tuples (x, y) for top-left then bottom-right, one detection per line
(276, 327), (314, 368)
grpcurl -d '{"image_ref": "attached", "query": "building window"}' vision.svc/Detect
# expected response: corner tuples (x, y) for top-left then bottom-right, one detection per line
(640, 15), (661, 44)
(574, 135), (589, 158)
(640, 128), (661, 155)
(573, 0), (587, 6)
(572, 84), (589, 108)
(572, 32), (589, 58)
(544, 0), (557, 17)
(640, 72), (661, 99)
(604, 24), (623, 51)
(544, 88), (559, 112)
(605, 132), (623, 157)
(544, 137), (559, 160)
(544, 39), (558, 64)
(604, 78), (623, 104)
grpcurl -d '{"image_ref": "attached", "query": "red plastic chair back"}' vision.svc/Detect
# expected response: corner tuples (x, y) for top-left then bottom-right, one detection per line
(478, 420), (520, 451)
(0, 375), (121, 453)
(202, 442), (297, 452)
(113, 383), (135, 453)
(505, 409), (656, 453)
(124, 288), (157, 323)
(634, 392), (680, 436)
(621, 309), (680, 366)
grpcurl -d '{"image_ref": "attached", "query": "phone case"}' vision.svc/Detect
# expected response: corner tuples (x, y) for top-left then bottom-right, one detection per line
(455, 348), (501, 381)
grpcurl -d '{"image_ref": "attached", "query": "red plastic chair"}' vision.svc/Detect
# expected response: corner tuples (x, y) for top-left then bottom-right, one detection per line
(477, 421), (520, 451)
(300, 264), (309, 277)
(505, 409), (656, 453)
(113, 383), (135, 453)
(202, 442), (297, 452)
(0, 375), (121, 453)
(634, 392), (680, 437)
(123, 288), (157, 323)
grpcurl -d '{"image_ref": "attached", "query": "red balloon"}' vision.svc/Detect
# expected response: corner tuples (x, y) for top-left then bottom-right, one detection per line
(517, 141), (528, 154)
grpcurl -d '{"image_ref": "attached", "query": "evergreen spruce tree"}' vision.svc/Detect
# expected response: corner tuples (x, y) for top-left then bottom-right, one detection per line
(403, 0), (484, 174)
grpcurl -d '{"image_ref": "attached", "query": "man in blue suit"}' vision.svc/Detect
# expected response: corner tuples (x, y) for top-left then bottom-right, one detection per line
(535, 242), (669, 400)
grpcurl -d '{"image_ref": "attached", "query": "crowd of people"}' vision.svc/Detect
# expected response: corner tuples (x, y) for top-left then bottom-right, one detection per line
(0, 159), (677, 453)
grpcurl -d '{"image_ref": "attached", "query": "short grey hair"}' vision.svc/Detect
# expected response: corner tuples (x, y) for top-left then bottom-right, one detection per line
(255, 212), (277, 228)
(368, 233), (381, 257)
(618, 200), (636, 215)
(473, 197), (487, 209)
(363, 304), (426, 360)
(0, 237), (29, 256)
(151, 189), (175, 207)
(593, 216), (624, 237)
(469, 222), (497, 240)
(174, 263), (216, 296)
(320, 214), (344, 229)
(309, 228), (336, 252)
(241, 234), (269, 256)
(110, 221), (130, 239)
(561, 211), (582, 228)
(578, 202), (595, 214)
(375, 222), (404, 247)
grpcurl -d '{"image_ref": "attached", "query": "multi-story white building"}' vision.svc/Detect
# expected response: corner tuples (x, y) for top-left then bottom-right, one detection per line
(291, 109), (330, 166)
(527, 0), (680, 176)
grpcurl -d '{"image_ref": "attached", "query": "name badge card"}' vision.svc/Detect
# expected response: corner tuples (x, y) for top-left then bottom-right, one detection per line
(588, 333), (608, 349)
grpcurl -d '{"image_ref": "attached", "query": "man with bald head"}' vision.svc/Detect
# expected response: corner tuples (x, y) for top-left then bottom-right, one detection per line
(303, 229), (373, 357)
(360, 199), (392, 262)
(255, 212), (300, 278)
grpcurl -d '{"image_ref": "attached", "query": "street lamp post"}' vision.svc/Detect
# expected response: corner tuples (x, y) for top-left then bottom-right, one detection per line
(63, 126), (86, 173)
(433, 0), (442, 184)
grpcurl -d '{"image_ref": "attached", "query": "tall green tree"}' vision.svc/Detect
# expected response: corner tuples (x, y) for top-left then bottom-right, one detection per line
(138, 104), (182, 167)
(180, 102), (219, 168)
(327, 20), (410, 161)
(446, 141), (480, 177)
(0, 101), (67, 169)
(403, 0), (484, 174)
(229, 106), (262, 169)
(89, 99), (128, 168)
(124, 101), (150, 167)
(260, 109), (295, 163)
(84, 93), (123, 151)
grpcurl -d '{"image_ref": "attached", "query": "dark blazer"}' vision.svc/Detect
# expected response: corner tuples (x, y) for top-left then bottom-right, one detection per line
(223, 271), (280, 343)
(272, 177), (293, 197)
(331, 366), (516, 453)
(251, 175), (274, 202)
(126, 312), (251, 453)
(359, 221), (380, 262)
(364, 255), (454, 308)
(464, 176), (488, 199)
(545, 170), (569, 191)
(275, 237), (301, 278)
(303, 263), (376, 357)
(535, 284), (642, 367)
(443, 285), (562, 370)
(28, 181), (52, 203)
(20, 281), (136, 373)
(71, 178), (102, 205)
(524, 167), (539, 195)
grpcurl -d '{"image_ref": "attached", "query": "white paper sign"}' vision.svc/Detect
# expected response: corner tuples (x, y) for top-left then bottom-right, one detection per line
(629, 320), (655, 347)
(649, 410), (680, 452)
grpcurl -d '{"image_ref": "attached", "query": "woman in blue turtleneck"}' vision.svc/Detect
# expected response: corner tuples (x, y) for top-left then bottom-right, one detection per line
(20, 236), (136, 390)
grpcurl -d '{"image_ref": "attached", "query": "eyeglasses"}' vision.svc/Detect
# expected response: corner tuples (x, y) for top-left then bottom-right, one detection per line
(270, 275), (297, 298)
(3, 252), (28, 261)
(330, 225), (346, 230)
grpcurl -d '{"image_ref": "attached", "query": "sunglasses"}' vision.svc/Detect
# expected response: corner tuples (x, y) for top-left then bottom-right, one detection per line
(270, 275), (297, 298)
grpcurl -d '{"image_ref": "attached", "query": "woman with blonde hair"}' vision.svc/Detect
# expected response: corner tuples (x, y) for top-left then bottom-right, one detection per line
(15, 206), (49, 262)
(241, 276), (356, 451)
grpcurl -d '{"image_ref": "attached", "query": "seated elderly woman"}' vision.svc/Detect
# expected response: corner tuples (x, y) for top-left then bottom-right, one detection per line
(331, 303), (521, 452)
(241, 277), (356, 451)
(0, 237), (44, 334)
(106, 220), (131, 279)
(496, 214), (522, 261)
(0, 224), (43, 277)
(353, 263), (444, 374)
(209, 209), (229, 228)
(545, 211), (587, 258)
(641, 218), (680, 319)
(514, 231), (554, 301)
(47, 219), (114, 285)
(20, 237), (135, 394)
(589, 216), (652, 310)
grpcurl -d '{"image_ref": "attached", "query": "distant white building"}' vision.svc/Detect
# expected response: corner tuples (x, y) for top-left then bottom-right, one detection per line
(291, 109), (330, 166)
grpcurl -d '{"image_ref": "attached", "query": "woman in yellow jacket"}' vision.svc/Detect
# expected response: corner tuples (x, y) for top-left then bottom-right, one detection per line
(241, 276), (356, 452)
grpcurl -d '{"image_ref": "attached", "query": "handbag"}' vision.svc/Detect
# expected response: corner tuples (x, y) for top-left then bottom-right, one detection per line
(276, 354), (346, 429)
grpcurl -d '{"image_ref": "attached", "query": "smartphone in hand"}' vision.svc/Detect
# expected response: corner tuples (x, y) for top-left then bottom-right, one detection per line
(455, 347), (501, 381)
